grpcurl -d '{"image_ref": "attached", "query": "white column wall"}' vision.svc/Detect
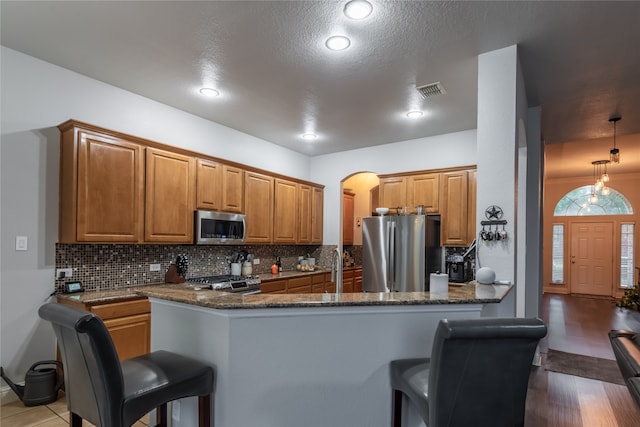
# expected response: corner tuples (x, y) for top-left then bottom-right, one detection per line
(476, 45), (532, 317)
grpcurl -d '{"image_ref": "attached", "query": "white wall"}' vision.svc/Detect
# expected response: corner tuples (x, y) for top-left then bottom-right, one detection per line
(0, 47), (310, 386)
(310, 130), (478, 245)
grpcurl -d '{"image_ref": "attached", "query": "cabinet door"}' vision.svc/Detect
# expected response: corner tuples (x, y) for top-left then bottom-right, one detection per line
(343, 191), (355, 245)
(379, 176), (406, 209)
(221, 165), (244, 213)
(145, 148), (195, 243)
(74, 130), (144, 242)
(407, 173), (440, 213)
(261, 279), (286, 293)
(440, 171), (469, 246)
(354, 269), (363, 293)
(274, 179), (298, 243)
(311, 186), (324, 243)
(196, 159), (221, 210)
(298, 184), (312, 243)
(244, 171), (274, 243)
(287, 276), (312, 293)
(102, 314), (151, 361)
(467, 170), (477, 246)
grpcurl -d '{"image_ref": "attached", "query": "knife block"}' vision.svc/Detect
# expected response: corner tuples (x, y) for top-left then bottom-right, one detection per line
(164, 264), (186, 284)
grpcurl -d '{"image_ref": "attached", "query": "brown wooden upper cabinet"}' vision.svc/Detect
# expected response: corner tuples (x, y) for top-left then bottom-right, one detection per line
(274, 178), (298, 243)
(467, 170), (477, 246)
(58, 120), (324, 245)
(407, 173), (440, 213)
(145, 148), (195, 243)
(377, 167), (476, 247)
(379, 176), (406, 211)
(379, 173), (439, 213)
(440, 171), (469, 247)
(274, 180), (325, 244)
(298, 184), (312, 244)
(343, 190), (355, 245)
(59, 125), (145, 243)
(196, 159), (221, 210)
(311, 186), (324, 243)
(221, 165), (244, 213)
(244, 171), (274, 243)
(196, 160), (244, 213)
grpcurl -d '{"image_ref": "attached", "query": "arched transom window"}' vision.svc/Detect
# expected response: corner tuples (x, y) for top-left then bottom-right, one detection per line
(553, 185), (633, 216)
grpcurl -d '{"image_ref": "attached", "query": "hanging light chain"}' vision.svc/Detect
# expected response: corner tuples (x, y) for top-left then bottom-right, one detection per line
(609, 116), (621, 164)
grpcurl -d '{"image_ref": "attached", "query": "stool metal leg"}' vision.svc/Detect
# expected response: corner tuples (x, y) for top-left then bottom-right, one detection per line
(70, 412), (82, 427)
(198, 394), (212, 427)
(156, 403), (168, 426)
(392, 389), (403, 427)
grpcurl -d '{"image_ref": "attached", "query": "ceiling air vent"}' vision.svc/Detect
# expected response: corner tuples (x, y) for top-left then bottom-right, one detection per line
(416, 82), (446, 99)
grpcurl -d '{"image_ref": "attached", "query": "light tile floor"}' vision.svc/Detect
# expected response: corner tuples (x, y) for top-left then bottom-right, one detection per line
(0, 392), (150, 426)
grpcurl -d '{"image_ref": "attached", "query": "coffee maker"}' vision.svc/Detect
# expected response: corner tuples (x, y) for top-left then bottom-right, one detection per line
(445, 239), (476, 283)
(446, 254), (470, 283)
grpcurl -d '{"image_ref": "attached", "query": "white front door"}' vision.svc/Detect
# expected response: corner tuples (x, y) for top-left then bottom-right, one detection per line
(570, 222), (614, 296)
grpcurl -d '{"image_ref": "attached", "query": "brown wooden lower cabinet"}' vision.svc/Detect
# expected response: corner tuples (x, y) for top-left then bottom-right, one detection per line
(287, 276), (312, 293)
(262, 269), (362, 294)
(261, 279), (287, 293)
(56, 297), (150, 361)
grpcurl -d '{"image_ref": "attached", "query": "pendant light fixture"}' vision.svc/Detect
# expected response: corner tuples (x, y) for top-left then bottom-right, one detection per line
(590, 159), (610, 203)
(609, 116), (621, 164)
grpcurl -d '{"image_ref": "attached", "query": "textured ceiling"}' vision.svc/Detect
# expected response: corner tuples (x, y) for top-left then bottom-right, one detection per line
(1, 1), (639, 177)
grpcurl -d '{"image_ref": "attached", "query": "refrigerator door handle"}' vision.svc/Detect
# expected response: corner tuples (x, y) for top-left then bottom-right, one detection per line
(388, 221), (395, 291)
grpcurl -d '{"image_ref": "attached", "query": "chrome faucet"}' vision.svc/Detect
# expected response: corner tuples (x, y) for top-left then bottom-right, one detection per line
(331, 247), (343, 294)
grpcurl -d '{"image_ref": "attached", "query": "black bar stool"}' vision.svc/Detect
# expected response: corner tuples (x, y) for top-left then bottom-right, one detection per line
(39, 302), (215, 427)
(390, 317), (547, 427)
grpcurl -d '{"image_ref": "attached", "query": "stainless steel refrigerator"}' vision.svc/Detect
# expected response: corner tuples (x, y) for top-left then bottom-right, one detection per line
(362, 215), (441, 292)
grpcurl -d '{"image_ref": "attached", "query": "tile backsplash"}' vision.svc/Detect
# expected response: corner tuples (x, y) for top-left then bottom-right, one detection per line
(55, 243), (334, 293)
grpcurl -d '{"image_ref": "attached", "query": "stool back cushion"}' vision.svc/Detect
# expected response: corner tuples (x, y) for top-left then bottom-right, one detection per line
(428, 317), (547, 427)
(39, 303), (124, 427)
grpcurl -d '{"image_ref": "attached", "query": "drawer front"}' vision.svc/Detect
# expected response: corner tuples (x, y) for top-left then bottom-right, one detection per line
(91, 299), (150, 320)
(288, 285), (312, 293)
(287, 276), (312, 290)
(261, 280), (287, 293)
(311, 273), (326, 284)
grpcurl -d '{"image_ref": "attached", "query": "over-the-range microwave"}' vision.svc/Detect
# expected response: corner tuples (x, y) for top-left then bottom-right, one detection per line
(194, 210), (246, 245)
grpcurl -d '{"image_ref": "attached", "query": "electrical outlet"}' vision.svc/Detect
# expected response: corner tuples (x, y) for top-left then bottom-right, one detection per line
(150, 263), (161, 272)
(56, 268), (73, 279)
(253, 258), (260, 265)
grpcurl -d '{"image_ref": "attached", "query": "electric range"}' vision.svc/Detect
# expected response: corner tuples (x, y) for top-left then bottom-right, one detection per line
(187, 274), (261, 294)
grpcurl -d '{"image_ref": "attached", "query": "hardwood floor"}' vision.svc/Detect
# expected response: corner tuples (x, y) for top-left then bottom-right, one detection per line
(526, 293), (640, 426)
(2, 293), (639, 426)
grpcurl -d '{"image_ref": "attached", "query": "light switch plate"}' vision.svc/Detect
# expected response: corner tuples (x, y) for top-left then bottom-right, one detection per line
(15, 236), (28, 251)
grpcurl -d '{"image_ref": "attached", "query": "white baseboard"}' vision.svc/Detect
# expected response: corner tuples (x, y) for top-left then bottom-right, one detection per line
(1, 385), (21, 405)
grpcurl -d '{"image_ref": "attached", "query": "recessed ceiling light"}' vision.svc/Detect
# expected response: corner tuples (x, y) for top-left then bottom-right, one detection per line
(302, 133), (317, 140)
(344, 0), (373, 20)
(406, 110), (424, 119)
(325, 35), (351, 51)
(199, 87), (220, 97)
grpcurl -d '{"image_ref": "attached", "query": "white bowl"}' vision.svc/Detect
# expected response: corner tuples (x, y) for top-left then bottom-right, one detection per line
(376, 207), (389, 215)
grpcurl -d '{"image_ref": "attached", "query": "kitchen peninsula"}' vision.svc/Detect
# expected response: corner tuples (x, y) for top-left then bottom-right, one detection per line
(134, 282), (512, 427)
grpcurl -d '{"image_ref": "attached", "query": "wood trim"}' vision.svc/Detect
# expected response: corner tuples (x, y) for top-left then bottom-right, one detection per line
(58, 119), (324, 189)
(377, 165), (476, 179)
